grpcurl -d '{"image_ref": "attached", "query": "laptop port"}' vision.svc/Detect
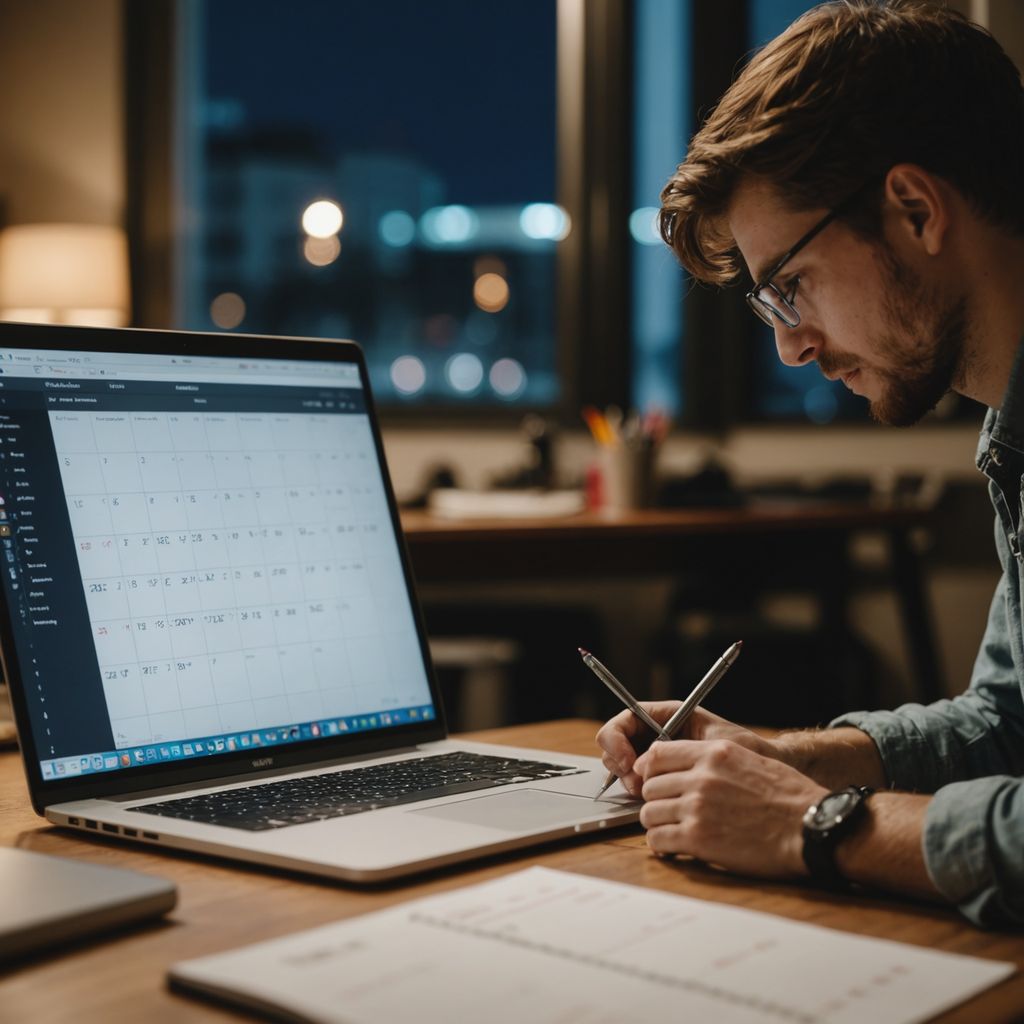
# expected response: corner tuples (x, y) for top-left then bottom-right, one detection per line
(102, 823), (119, 834)
(123, 827), (138, 837)
(84, 819), (97, 829)
(142, 831), (159, 840)
(68, 816), (79, 826)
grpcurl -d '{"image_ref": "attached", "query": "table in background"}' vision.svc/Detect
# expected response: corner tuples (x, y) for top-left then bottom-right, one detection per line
(401, 502), (944, 704)
(0, 720), (1022, 1022)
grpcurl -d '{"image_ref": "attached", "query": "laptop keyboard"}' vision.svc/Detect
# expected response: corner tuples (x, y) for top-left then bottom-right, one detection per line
(128, 751), (585, 831)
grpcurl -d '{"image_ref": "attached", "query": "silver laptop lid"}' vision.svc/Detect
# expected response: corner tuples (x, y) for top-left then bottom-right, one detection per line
(0, 323), (445, 813)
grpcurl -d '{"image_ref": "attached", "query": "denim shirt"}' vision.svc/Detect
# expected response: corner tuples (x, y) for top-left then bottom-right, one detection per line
(832, 347), (1024, 927)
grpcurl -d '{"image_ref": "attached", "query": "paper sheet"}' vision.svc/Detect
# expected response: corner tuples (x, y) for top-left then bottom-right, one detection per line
(170, 866), (1015, 1024)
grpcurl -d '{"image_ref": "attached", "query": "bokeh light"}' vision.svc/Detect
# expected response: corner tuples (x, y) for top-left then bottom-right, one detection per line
(629, 207), (662, 246)
(379, 210), (416, 248)
(303, 235), (341, 266)
(420, 205), (479, 245)
(520, 203), (570, 241)
(390, 355), (427, 395)
(302, 200), (344, 238)
(446, 352), (484, 393)
(210, 292), (246, 329)
(489, 358), (526, 399)
(473, 272), (509, 313)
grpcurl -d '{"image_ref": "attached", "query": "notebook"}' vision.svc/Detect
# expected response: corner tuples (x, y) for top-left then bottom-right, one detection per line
(169, 866), (1016, 1024)
(0, 322), (638, 882)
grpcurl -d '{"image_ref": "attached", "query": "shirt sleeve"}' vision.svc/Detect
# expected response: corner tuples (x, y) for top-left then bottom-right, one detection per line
(831, 572), (1024, 926)
(831, 572), (1024, 791)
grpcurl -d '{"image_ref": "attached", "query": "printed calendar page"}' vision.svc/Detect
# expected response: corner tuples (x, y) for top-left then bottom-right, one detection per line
(48, 408), (429, 750)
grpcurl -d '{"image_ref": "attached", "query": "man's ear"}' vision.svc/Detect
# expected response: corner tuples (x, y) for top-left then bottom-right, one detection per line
(884, 164), (949, 256)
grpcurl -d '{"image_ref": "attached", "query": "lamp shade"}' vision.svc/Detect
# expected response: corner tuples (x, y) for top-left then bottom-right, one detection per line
(0, 223), (129, 327)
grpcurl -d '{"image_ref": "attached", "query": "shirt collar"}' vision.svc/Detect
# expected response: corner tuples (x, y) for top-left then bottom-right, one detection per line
(978, 333), (1024, 463)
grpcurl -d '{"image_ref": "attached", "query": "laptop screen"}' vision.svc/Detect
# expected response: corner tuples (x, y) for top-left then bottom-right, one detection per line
(0, 339), (436, 782)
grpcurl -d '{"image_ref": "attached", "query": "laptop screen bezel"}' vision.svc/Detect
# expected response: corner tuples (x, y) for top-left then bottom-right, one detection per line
(0, 322), (448, 814)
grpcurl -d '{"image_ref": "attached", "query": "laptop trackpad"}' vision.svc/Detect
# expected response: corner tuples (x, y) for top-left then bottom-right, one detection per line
(409, 789), (597, 832)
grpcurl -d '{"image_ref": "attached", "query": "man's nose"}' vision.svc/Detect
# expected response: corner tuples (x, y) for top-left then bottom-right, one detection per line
(773, 320), (821, 367)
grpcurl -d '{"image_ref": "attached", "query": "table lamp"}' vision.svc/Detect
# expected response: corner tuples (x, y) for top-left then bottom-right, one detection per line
(0, 223), (129, 327)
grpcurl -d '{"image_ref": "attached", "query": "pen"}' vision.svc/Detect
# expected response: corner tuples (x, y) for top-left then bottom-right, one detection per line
(578, 648), (670, 741)
(592, 640), (743, 800)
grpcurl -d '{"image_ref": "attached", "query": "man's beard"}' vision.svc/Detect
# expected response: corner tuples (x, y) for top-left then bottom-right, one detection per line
(819, 244), (968, 427)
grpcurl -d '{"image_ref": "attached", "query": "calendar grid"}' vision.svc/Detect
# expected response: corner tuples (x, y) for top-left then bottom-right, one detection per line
(51, 409), (429, 749)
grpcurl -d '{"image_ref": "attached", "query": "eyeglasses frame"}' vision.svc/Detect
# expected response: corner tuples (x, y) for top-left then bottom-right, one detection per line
(745, 179), (879, 328)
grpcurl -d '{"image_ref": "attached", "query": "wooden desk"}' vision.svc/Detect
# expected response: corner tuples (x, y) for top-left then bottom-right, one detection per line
(1, 720), (1021, 1022)
(402, 503), (944, 703)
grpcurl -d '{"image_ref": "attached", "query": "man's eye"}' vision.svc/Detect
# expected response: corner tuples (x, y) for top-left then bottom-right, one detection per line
(783, 275), (801, 302)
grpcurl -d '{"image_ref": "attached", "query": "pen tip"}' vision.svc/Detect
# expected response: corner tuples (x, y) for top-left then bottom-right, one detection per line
(578, 647), (590, 658)
(735, 640), (743, 648)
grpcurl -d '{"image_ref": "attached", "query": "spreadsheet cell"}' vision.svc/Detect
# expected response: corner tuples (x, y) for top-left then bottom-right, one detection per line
(244, 648), (286, 700)
(283, 451), (318, 488)
(142, 665), (184, 715)
(112, 715), (152, 748)
(84, 578), (131, 621)
(247, 450), (287, 487)
(176, 452), (219, 490)
(237, 414), (273, 452)
(140, 451), (179, 491)
(262, 524), (299, 563)
(279, 645), (317, 694)
(148, 709), (188, 744)
(214, 451), (251, 489)
(109, 492), (150, 535)
(312, 640), (351, 689)
(210, 650), (250, 704)
(99, 453), (145, 493)
(50, 413), (97, 453)
(51, 407), (427, 748)
(167, 413), (209, 451)
(131, 413), (174, 451)
(68, 494), (114, 536)
(204, 415), (243, 452)
(219, 700), (258, 734)
(169, 615), (208, 658)
(173, 658), (215, 710)
(103, 665), (147, 719)
(148, 493), (190, 532)
(133, 618), (174, 661)
(252, 696), (291, 728)
(92, 414), (135, 452)
(155, 533), (197, 573)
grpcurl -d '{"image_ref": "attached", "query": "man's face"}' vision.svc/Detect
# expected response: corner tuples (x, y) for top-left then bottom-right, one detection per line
(727, 177), (966, 426)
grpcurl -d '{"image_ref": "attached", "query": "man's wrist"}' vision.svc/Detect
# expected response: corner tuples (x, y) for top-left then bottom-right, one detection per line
(773, 727), (887, 790)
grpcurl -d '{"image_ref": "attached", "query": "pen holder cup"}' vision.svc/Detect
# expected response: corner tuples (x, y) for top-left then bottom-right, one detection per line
(598, 444), (658, 510)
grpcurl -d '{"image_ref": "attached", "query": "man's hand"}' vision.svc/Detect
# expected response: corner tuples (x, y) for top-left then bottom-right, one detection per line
(635, 739), (826, 878)
(595, 703), (780, 798)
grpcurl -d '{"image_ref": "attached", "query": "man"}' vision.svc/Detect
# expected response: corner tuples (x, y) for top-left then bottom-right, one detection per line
(597, 0), (1024, 926)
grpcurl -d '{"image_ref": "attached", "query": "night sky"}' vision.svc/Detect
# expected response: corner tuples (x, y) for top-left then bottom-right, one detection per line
(204, 0), (557, 206)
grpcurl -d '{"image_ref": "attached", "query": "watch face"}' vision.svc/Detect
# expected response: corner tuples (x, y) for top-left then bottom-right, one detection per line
(810, 790), (858, 828)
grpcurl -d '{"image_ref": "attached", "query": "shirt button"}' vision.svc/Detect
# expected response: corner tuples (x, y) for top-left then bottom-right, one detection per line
(989, 446), (1004, 467)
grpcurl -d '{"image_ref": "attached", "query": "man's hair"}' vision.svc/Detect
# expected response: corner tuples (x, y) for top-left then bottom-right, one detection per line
(661, 0), (1024, 284)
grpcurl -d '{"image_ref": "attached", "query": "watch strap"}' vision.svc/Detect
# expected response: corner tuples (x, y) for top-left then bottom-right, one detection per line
(801, 785), (873, 889)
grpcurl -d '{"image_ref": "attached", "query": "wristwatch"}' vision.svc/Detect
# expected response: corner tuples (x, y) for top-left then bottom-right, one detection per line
(801, 785), (874, 888)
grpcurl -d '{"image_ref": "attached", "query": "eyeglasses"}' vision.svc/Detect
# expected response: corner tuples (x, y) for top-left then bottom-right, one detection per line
(745, 180), (877, 328)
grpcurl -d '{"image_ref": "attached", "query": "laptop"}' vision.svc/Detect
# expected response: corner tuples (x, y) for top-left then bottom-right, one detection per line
(0, 322), (638, 882)
(0, 847), (176, 962)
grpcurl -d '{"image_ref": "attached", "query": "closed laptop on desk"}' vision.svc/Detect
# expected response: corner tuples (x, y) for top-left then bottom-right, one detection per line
(0, 322), (636, 882)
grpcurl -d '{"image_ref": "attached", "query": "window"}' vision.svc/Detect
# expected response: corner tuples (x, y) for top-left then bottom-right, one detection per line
(171, 1), (560, 408)
(631, 0), (689, 418)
